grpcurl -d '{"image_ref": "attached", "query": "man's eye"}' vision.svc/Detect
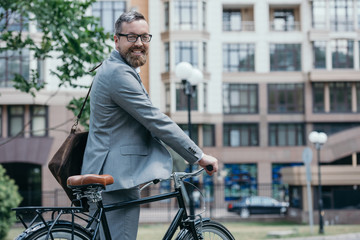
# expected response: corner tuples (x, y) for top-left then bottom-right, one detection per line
(128, 35), (137, 40)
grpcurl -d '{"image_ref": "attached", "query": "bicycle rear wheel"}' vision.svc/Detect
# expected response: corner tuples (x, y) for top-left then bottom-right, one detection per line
(16, 222), (92, 240)
(179, 220), (235, 240)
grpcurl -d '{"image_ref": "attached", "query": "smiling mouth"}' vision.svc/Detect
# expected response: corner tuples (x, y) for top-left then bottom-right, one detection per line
(131, 50), (144, 56)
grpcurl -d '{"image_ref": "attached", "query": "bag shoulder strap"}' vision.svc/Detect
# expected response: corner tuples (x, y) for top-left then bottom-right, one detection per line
(72, 62), (102, 132)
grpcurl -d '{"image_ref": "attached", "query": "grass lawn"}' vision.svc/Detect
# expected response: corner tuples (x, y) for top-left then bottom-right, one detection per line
(7, 221), (360, 239)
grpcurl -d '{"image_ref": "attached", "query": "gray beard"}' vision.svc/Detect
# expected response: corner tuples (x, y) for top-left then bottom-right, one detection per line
(119, 49), (147, 68)
(125, 53), (147, 68)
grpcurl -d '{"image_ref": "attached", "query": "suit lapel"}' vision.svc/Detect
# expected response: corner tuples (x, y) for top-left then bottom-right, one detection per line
(111, 50), (150, 98)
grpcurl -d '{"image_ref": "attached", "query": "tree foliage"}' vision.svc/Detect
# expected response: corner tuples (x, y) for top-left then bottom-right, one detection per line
(0, 0), (111, 121)
(0, 164), (22, 240)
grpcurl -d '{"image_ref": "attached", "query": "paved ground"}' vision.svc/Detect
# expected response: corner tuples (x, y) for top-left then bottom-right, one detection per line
(269, 232), (360, 240)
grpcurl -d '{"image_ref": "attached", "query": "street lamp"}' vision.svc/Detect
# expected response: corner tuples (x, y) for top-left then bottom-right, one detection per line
(308, 131), (328, 234)
(175, 62), (203, 218)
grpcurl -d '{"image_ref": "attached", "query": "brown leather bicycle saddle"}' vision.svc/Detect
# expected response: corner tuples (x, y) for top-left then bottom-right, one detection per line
(67, 174), (114, 187)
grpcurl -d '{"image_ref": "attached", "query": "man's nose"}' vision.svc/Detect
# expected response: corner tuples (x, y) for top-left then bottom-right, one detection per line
(134, 36), (143, 46)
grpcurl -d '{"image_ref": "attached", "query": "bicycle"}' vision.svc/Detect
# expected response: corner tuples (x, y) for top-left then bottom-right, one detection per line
(13, 166), (235, 240)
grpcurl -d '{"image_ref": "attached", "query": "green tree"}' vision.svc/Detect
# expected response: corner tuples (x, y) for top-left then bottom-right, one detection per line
(0, 0), (112, 124)
(0, 164), (22, 240)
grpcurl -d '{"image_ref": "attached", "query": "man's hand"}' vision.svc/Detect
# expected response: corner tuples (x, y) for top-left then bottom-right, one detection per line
(198, 154), (218, 176)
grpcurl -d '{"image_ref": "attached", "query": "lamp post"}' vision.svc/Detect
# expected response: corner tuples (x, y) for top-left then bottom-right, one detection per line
(308, 131), (328, 234)
(175, 62), (203, 218)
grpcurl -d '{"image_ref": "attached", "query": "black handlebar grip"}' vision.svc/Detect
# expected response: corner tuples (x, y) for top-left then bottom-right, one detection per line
(206, 165), (213, 171)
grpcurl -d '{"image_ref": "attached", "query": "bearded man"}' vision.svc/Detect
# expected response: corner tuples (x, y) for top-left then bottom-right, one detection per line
(82, 11), (218, 240)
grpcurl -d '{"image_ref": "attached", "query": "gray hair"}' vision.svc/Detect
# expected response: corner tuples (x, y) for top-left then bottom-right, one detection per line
(114, 11), (146, 35)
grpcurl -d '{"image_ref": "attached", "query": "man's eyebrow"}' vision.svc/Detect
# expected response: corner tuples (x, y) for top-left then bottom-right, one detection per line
(126, 32), (150, 35)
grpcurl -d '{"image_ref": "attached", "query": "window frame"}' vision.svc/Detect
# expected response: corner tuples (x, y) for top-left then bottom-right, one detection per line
(268, 123), (305, 146)
(329, 0), (354, 32)
(223, 123), (259, 147)
(223, 83), (258, 114)
(30, 105), (48, 137)
(223, 43), (255, 72)
(329, 82), (352, 112)
(331, 39), (354, 69)
(8, 105), (25, 137)
(92, 1), (126, 33)
(313, 41), (327, 69)
(270, 44), (301, 71)
(173, 0), (198, 30)
(0, 49), (30, 88)
(268, 83), (304, 113)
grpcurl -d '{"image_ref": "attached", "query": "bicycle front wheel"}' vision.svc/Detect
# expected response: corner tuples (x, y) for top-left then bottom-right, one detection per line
(180, 220), (235, 240)
(16, 222), (92, 240)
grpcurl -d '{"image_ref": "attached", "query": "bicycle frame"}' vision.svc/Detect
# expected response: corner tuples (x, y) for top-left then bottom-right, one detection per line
(92, 182), (198, 240)
(14, 170), (208, 240)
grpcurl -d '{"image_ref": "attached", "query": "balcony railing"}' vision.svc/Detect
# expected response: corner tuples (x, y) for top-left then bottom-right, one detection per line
(270, 21), (301, 31)
(223, 21), (255, 32)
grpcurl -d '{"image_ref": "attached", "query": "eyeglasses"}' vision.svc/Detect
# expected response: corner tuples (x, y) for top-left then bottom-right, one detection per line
(117, 33), (152, 43)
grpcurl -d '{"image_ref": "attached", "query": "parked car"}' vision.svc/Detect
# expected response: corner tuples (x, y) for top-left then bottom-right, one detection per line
(227, 196), (289, 218)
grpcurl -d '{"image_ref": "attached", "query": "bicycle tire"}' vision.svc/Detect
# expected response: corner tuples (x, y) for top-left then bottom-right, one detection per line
(178, 220), (235, 240)
(15, 221), (92, 240)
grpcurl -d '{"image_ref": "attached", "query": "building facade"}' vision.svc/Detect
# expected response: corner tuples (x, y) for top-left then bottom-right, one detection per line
(1, 0), (360, 221)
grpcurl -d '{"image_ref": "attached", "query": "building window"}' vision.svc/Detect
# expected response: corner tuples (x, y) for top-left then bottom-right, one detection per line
(223, 123), (258, 147)
(269, 123), (305, 146)
(203, 82), (208, 112)
(223, 43), (255, 72)
(313, 41), (326, 69)
(313, 83), (325, 113)
(314, 122), (360, 136)
(270, 44), (301, 71)
(203, 124), (215, 147)
(92, 1), (126, 33)
(289, 186), (302, 209)
(0, 7), (28, 31)
(331, 39), (354, 69)
(178, 124), (199, 145)
(175, 41), (199, 67)
(224, 163), (258, 201)
(30, 106), (48, 137)
(8, 106), (25, 137)
(223, 7), (254, 31)
(164, 42), (170, 72)
(313, 122), (360, 136)
(0, 49), (30, 88)
(176, 83), (198, 111)
(329, 82), (352, 112)
(357, 83), (360, 112)
(203, 42), (207, 70)
(311, 0), (326, 29)
(330, 0), (354, 32)
(174, 0), (198, 30)
(164, 1), (169, 31)
(165, 83), (170, 112)
(202, 1), (206, 30)
(223, 9), (241, 31)
(268, 83), (304, 113)
(271, 9), (297, 31)
(358, 2), (360, 30)
(223, 83), (258, 114)
(272, 163), (302, 201)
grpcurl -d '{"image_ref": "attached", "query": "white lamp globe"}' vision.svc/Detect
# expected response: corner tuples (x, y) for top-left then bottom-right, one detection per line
(175, 62), (193, 79)
(308, 131), (319, 143)
(318, 132), (328, 144)
(188, 68), (203, 86)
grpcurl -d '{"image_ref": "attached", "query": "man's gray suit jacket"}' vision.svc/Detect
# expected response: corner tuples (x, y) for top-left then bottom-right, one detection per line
(82, 50), (203, 191)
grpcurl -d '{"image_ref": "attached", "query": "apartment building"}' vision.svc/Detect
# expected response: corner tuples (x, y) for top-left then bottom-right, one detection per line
(1, 0), (360, 222)
(148, 0), (360, 223)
